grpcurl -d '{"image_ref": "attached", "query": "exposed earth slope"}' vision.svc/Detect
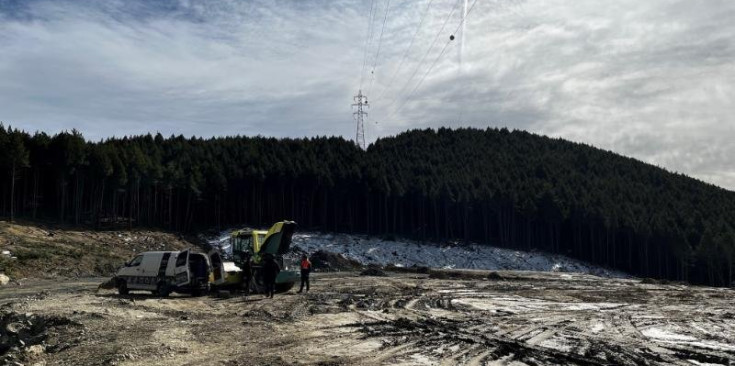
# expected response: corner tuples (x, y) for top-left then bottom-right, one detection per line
(0, 221), (192, 280)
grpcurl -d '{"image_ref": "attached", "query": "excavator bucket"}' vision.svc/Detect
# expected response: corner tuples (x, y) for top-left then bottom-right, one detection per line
(260, 221), (297, 255)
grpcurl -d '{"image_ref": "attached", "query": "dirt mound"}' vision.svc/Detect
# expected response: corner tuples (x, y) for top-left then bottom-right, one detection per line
(360, 268), (387, 277)
(309, 250), (363, 271)
(96, 277), (116, 291)
(428, 270), (465, 280)
(641, 277), (671, 285)
(384, 264), (430, 274)
(0, 310), (79, 364)
(0, 221), (194, 279)
(428, 269), (497, 280)
(487, 271), (503, 280)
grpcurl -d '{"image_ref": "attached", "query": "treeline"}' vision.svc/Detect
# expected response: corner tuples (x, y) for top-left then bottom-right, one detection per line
(0, 125), (734, 286)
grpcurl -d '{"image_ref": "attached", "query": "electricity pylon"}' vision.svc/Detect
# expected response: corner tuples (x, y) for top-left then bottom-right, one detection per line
(352, 90), (369, 149)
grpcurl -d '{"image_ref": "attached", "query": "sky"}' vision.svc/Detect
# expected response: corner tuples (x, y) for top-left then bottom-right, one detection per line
(0, 0), (733, 190)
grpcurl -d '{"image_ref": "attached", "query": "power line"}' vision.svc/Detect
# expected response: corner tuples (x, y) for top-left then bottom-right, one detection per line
(366, 0), (393, 97)
(389, 0), (480, 119)
(384, 0), (463, 111)
(373, 0), (436, 103)
(359, 0), (377, 90)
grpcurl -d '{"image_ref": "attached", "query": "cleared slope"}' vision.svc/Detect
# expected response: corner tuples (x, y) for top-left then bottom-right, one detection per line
(0, 221), (193, 279)
(209, 230), (626, 278)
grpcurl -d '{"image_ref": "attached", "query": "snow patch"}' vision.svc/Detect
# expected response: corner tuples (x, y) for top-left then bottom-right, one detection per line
(687, 360), (728, 366)
(207, 230), (627, 277)
(538, 338), (573, 353)
(642, 327), (697, 342)
(590, 323), (605, 334)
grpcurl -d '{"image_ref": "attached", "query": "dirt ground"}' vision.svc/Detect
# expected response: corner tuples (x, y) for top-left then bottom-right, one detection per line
(1, 271), (734, 366)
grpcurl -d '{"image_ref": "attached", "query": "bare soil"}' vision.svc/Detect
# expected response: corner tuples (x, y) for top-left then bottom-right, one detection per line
(2, 271), (734, 365)
(0, 221), (193, 279)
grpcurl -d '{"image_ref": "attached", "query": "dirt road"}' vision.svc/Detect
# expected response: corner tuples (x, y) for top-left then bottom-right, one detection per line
(1, 271), (734, 365)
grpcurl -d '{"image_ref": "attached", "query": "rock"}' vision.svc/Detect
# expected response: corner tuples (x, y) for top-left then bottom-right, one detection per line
(0, 273), (10, 286)
(25, 344), (45, 356)
(6, 322), (26, 334)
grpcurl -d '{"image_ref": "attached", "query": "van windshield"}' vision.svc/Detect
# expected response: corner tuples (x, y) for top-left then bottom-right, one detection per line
(129, 255), (143, 266)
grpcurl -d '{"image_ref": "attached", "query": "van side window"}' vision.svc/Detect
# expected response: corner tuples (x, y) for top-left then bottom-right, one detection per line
(129, 255), (143, 267)
(175, 252), (187, 266)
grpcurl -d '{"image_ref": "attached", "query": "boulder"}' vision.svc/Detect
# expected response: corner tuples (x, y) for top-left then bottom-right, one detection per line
(25, 344), (45, 356)
(5, 322), (27, 335)
(0, 273), (10, 286)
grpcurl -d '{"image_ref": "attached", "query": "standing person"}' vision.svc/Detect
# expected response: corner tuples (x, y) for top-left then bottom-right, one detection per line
(240, 252), (253, 295)
(298, 254), (312, 293)
(263, 254), (280, 298)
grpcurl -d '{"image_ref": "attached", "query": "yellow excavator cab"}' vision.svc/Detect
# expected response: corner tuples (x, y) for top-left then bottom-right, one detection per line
(227, 221), (299, 293)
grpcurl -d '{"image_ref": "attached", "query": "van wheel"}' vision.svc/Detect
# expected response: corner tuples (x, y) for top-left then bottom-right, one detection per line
(117, 280), (129, 295)
(156, 281), (171, 297)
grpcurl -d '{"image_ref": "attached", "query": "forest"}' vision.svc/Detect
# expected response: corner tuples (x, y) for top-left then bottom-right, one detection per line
(0, 125), (734, 286)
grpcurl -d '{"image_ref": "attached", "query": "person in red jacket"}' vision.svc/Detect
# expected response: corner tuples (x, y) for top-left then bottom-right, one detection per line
(297, 254), (312, 293)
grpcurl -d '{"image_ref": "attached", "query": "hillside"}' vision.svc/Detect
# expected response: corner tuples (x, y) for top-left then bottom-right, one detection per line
(0, 221), (192, 280)
(0, 126), (734, 285)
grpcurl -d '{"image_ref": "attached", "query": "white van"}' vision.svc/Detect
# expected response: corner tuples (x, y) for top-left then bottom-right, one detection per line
(115, 249), (225, 297)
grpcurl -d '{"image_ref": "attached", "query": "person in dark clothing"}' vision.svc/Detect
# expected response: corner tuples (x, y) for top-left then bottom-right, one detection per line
(297, 254), (312, 293)
(263, 254), (280, 298)
(240, 252), (253, 295)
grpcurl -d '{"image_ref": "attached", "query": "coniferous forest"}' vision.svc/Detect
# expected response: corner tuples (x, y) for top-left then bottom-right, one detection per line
(0, 125), (734, 286)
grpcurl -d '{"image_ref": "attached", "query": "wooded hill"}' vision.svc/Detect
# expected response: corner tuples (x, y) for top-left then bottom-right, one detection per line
(1, 126), (734, 286)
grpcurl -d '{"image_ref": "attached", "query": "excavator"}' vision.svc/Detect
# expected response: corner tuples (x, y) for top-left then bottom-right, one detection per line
(223, 221), (299, 293)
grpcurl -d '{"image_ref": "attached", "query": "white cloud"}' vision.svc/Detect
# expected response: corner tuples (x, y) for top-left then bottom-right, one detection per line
(0, 0), (733, 189)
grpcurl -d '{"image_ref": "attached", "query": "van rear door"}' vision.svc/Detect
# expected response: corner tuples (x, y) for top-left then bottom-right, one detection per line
(174, 249), (190, 286)
(208, 249), (226, 285)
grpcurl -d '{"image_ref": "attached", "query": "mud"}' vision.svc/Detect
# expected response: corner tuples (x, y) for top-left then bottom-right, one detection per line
(0, 272), (734, 365)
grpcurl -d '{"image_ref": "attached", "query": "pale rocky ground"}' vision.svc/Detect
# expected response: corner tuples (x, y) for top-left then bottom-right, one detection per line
(1, 271), (734, 366)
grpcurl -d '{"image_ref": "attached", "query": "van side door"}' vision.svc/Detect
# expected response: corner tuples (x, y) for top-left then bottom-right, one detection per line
(128, 253), (162, 290)
(174, 249), (190, 286)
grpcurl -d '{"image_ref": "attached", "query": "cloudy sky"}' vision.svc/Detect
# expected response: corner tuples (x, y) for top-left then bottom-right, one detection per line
(0, 0), (733, 189)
